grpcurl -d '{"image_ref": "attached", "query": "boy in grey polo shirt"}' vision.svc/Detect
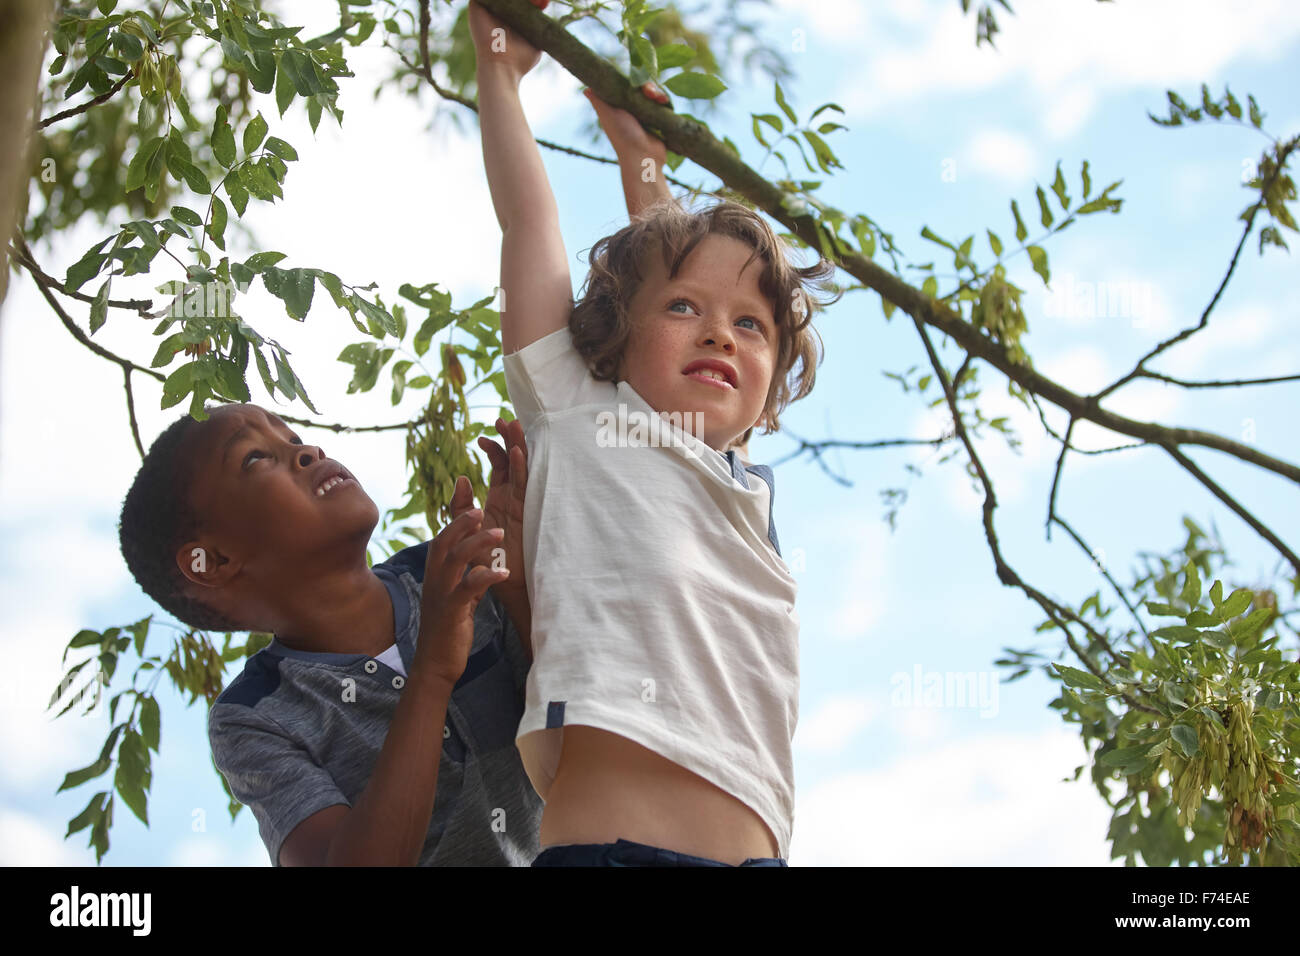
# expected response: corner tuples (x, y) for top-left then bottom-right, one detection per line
(118, 402), (540, 865)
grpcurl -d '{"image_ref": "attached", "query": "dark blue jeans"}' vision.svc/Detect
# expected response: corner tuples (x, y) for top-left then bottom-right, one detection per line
(532, 838), (787, 867)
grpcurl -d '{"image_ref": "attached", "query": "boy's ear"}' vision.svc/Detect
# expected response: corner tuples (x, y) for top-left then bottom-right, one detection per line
(176, 540), (240, 589)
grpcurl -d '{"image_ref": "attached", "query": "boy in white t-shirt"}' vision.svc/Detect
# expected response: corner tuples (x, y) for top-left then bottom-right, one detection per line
(470, 1), (836, 866)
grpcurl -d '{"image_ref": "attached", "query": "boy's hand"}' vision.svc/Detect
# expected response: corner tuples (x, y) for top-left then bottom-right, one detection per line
(476, 417), (528, 593)
(469, 0), (542, 82)
(584, 87), (666, 167)
(416, 492), (508, 686)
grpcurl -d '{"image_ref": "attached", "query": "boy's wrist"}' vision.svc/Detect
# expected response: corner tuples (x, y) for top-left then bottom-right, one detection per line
(476, 59), (525, 90)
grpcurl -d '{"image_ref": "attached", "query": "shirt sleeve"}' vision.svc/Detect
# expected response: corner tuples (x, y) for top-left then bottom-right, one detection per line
(502, 326), (616, 429)
(208, 703), (352, 867)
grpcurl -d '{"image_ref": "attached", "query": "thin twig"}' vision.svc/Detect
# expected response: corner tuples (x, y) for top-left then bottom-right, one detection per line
(911, 312), (1158, 714)
(1135, 369), (1300, 389)
(38, 71), (134, 129)
(1161, 443), (1300, 577)
(1094, 136), (1299, 402)
(1052, 514), (1150, 640)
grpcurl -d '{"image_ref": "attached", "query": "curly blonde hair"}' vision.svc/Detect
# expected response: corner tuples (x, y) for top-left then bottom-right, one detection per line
(570, 199), (839, 447)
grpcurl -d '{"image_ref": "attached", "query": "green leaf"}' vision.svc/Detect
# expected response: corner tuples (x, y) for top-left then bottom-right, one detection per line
(275, 54), (296, 117)
(211, 106), (236, 168)
(66, 791), (108, 837)
(655, 42), (695, 69)
(207, 196), (228, 250)
(263, 267), (315, 320)
(1209, 579), (1224, 607)
(1052, 663), (1106, 692)
(126, 135), (166, 193)
(170, 205), (202, 227)
(1180, 561), (1202, 607)
(1170, 723), (1199, 759)
(139, 696), (161, 752)
(1144, 601), (1182, 616)
(225, 176), (249, 217)
(1232, 607), (1274, 642)
(214, 357), (250, 401)
(59, 755), (110, 792)
(167, 153), (210, 194)
(89, 278), (111, 335)
(1010, 199), (1028, 242)
(160, 361), (200, 409)
(264, 136), (298, 161)
(1035, 185), (1053, 228)
(243, 251), (287, 271)
(1080, 159), (1092, 199)
(1218, 588), (1252, 620)
(1050, 162), (1070, 209)
(774, 81), (798, 124)
(1099, 744), (1154, 768)
(243, 112), (268, 155)
(921, 226), (957, 252)
(1150, 625), (1202, 643)
(664, 71), (726, 100)
(986, 229), (1003, 258)
(1026, 245), (1049, 286)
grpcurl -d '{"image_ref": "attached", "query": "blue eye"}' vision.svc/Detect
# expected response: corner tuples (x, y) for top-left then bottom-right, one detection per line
(668, 299), (694, 314)
(737, 317), (759, 331)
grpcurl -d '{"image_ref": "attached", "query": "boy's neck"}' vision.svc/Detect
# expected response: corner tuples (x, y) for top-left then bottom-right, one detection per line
(270, 564), (396, 658)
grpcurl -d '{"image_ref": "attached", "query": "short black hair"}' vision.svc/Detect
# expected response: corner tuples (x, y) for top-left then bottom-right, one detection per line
(118, 406), (246, 633)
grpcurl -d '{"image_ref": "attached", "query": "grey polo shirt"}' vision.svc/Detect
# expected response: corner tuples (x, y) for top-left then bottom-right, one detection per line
(207, 542), (543, 866)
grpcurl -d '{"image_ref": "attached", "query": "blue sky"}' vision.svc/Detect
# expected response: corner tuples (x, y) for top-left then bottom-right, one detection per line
(2, 0), (1297, 866)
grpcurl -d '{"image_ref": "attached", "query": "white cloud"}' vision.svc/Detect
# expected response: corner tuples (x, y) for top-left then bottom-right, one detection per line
(170, 833), (270, 867)
(0, 808), (93, 865)
(789, 728), (1119, 865)
(1037, 345), (1113, 395)
(1042, 82), (1098, 141)
(824, 518), (893, 640)
(964, 129), (1039, 184)
(794, 693), (883, 755)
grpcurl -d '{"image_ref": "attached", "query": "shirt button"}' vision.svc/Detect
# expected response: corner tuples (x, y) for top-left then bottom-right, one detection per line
(443, 725), (451, 739)
(364, 660), (378, 674)
(392, 675), (405, 690)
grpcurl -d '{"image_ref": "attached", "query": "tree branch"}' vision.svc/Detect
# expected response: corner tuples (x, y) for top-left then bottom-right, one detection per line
(37, 70), (133, 130)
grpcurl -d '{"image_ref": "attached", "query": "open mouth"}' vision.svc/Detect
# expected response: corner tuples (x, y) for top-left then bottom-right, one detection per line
(682, 360), (737, 389)
(685, 369), (734, 389)
(313, 465), (356, 497)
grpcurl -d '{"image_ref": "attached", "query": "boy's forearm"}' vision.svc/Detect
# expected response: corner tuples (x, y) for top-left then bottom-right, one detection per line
(617, 150), (674, 218)
(325, 661), (455, 866)
(476, 62), (573, 353)
(476, 64), (559, 234)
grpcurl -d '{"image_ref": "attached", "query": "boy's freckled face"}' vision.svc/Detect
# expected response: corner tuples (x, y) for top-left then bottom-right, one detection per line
(180, 405), (378, 577)
(620, 235), (777, 451)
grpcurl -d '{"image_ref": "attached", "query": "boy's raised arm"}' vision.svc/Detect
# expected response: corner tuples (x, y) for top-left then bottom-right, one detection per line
(470, 2), (571, 355)
(583, 88), (675, 219)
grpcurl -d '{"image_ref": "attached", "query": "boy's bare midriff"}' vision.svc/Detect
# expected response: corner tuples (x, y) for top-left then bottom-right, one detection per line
(538, 725), (780, 865)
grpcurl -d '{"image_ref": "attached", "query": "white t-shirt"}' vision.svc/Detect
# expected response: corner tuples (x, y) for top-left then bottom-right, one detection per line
(503, 326), (800, 857)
